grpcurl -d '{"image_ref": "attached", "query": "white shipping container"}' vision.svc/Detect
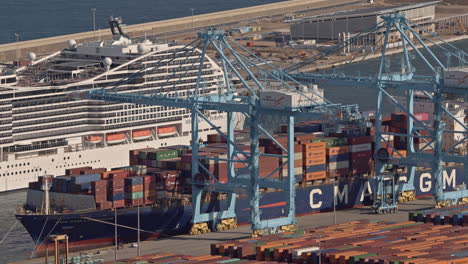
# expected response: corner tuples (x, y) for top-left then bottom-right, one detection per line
(328, 161), (349, 170)
(292, 247), (320, 259)
(350, 143), (372, 153)
(444, 68), (468, 88)
(260, 90), (314, 109)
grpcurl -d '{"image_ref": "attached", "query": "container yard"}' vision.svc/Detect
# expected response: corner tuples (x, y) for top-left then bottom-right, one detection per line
(20, 205), (467, 264)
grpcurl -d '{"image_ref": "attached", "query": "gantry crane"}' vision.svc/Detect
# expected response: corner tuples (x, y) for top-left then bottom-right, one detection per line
(73, 30), (365, 234)
(285, 13), (468, 209)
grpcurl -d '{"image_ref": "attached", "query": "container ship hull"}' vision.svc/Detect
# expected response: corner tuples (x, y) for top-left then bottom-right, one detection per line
(16, 166), (465, 256)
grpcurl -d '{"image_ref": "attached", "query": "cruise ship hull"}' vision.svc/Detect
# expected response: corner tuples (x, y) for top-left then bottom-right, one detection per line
(0, 119), (224, 192)
(16, 166), (465, 256)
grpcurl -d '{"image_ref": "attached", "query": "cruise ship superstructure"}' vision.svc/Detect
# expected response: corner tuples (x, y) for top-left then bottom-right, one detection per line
(0, 17), (227, 192)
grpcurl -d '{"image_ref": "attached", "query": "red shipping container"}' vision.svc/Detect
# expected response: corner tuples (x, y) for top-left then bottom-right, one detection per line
(80, 168), (107, 175)
(110, 171), (130, 179)
(348, 136), (372, 145)
(112, 200), (125, 208)
(328, 168), (349, 178)
(294, 134), (316, 142)
(94, 193), (107, 203)
(96, 201), (112, 210)
(350, 150), (372, 160)
(66, 167), (92, 176)
(414, 112), (429, 121)
(108, 178), (125, 193)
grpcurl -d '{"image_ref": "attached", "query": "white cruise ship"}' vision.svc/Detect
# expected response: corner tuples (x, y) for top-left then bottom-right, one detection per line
(0, 17), (228, 192)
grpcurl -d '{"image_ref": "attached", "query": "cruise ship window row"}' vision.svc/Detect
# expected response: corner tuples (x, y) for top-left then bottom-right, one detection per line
(143, 58), (201, 68)
(0, 107), (12, 112)
(0, 132), (12, 138)
(2, 168), (41, 177)
(0, 139), (13, 144)
(4, 140), (67, 153)
(13, 106), (123, 121)
(13, 113), (116, 127)
(143, 69), (215, 81)
(13, 100), (111, 114)
(127, 60), (203, 71)
(0, 126), (11, 132)
(14, 120), (104, 133)
(13, 95), (71, 108)
(141, 64), (210, 75)
(103, 60), (203, 81)
(105, 116), (182, 130)
(112, 73), (219, 90)
(106, 110), (185, 124)
(144, 53), (199, 63)
(143, 76), (217, 87)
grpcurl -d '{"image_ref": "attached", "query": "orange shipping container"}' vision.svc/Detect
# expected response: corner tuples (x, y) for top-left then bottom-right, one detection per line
(303, 157), (326, 166)
(327, 146), (349, 156)
(302, 142), (326, 152)
(102, 169), (125, 179)
(305, 171), (326, 181)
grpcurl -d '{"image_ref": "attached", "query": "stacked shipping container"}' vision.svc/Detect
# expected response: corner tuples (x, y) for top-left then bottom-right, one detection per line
(211, 220), (468, 263)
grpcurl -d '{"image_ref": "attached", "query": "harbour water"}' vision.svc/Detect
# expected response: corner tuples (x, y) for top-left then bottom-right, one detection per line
(1, 0), (282, 44)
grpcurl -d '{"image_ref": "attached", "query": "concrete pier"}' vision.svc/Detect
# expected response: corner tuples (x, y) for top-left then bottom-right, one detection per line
(0, 0), (362, 62)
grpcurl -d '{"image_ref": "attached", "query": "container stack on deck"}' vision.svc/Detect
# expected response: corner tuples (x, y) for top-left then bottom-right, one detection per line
(409, 204), (468, 226)
(210, 220), (468, 264)
(27, 111), (441, 213)
(125, 176), (144, 207)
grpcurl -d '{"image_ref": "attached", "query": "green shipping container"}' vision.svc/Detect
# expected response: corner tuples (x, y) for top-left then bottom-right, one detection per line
(147, 149), (179, 160)
(312, 137), (347, 148)
(125, 191), (144, 200)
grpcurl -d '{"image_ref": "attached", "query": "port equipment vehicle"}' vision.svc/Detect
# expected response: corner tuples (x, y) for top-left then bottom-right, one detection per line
(372, 172), (397, 214)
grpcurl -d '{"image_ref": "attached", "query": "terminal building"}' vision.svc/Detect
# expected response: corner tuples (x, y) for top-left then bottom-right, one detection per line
(288, 1), (438, 42)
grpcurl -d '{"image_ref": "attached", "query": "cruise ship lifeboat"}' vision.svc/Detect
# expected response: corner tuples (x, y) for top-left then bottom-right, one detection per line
(132, 130), (152, 141)
(86, 135), (103, 144)
(106, 133), (126, 144)
(157, 126), (177, 137)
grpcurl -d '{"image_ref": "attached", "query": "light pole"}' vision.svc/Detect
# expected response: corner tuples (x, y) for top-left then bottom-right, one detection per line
(91, 8), (97, 40)
(190, 8), (195, 32)
(14, 33), (20, 68)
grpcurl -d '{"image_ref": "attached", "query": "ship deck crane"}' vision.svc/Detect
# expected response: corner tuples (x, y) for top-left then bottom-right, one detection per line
(74, 30), (365, 235)
(284, 13), (468, 209)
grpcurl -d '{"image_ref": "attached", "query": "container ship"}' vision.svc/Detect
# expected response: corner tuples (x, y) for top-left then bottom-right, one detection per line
(16, 118), (466, 256)
(0, 16), (229, 192)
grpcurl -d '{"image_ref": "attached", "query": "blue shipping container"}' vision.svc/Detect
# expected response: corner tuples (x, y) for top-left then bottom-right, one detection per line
(111, 193), (125, 201)
(125, 177), (143, 185)
(305, 164), (327, 173)
(327, 153), (350, 163)
(71, 173), (101, 184)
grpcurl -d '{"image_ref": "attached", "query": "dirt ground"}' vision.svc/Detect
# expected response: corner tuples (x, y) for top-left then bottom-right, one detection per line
(384, 0), (467, 5)
(382, 0), (468, 17)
